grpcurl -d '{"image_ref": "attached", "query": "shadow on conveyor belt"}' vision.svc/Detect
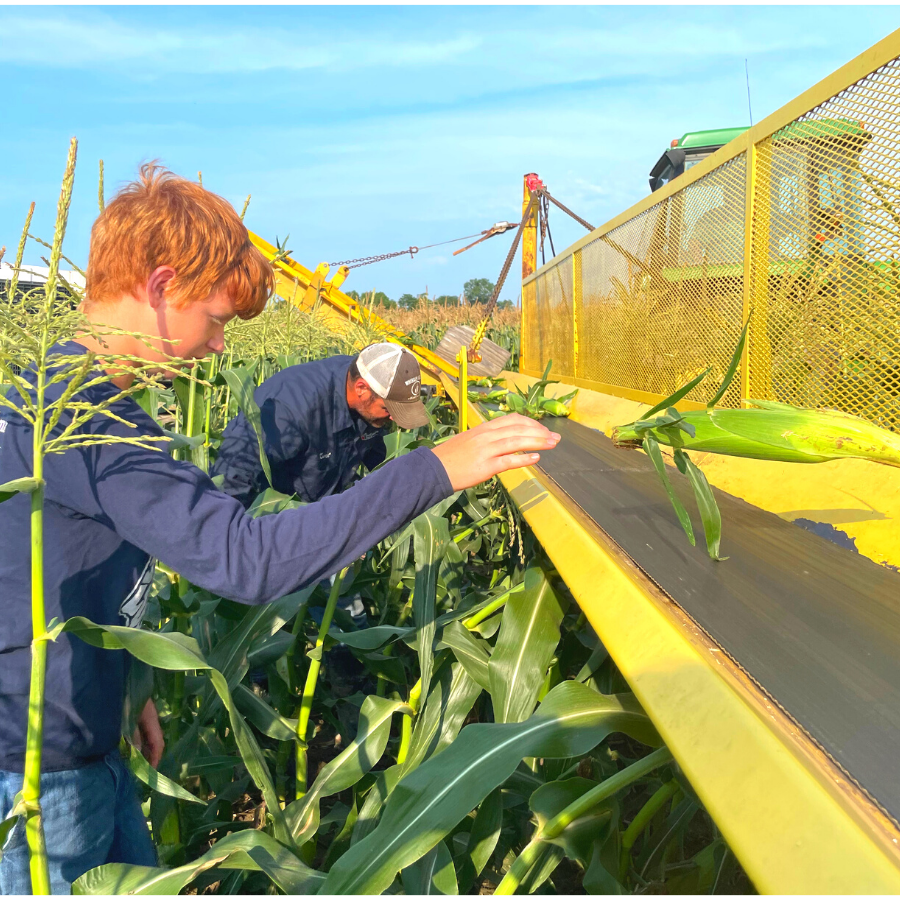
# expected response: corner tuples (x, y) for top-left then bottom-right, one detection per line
(536, 417), (900, 823)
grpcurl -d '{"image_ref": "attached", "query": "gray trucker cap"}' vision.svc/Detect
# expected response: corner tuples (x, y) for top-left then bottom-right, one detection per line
(356, 343), (429, 429)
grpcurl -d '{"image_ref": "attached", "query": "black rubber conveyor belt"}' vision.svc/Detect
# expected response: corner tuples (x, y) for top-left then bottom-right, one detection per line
(535, 417), (900, 823)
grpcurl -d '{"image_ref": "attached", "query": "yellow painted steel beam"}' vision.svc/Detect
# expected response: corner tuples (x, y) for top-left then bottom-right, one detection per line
(248, 231), (460, 382)
(522, 175), (538, 281)
(442, 373), (900, 893)
(523, 27), (900, 286)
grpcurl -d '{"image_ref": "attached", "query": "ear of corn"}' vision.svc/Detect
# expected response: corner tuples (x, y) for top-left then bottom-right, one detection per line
(613, 403), (900, 469)
(540, 398), (572, 417)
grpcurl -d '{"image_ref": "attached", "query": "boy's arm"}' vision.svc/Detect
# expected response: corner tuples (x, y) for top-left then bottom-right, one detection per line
(48, 435), (452, 605)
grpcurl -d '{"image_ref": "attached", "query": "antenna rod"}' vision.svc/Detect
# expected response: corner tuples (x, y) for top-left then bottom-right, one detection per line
(745, 59), (754, 126)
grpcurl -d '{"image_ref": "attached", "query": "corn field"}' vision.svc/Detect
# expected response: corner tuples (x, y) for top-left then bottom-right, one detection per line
(0, 144), (755, 895)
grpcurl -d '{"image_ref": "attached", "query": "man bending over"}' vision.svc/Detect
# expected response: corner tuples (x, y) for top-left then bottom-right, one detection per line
(213, 342), (430, 508)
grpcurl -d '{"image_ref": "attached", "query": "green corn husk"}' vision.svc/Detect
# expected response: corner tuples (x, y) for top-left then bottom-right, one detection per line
(504, 392), (527, 414)
(469, 389), (507, 403)
(540, 398), (572, 418)
(613, 400), (900, 469)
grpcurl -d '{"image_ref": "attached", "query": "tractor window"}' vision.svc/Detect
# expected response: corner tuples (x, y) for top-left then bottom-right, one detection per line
(684, 150), (715, 171)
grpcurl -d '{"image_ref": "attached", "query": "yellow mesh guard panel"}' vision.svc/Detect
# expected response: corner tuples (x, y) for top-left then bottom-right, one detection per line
(523, 38), (900, 429)
(576, 156), (747, 406)
(750, 61), (900, 429)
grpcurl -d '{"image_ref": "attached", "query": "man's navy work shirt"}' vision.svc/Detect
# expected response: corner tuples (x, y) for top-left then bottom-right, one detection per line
(0, 343), (452, 773)
(211, 356), (390, 508)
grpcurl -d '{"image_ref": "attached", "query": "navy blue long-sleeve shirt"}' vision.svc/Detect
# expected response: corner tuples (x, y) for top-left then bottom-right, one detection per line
(211, 356), (389, 508)
(0, 343), (452, 772)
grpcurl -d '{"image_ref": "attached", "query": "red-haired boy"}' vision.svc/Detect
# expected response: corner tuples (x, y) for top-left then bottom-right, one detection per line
(0, 165), (559, 893)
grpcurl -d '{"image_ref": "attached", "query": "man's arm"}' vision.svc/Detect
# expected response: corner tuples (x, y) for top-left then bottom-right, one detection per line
(360, 434), (388, 472)
(211, 397), (309, 508)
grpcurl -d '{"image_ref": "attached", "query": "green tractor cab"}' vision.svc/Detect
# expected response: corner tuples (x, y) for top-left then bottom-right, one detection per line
(649, 127), (749, 192)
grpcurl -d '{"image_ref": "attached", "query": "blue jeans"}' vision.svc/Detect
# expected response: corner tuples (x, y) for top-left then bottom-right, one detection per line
(0, 751), (156, 895)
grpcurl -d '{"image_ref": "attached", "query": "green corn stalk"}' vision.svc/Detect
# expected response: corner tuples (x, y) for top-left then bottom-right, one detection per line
(203, 355), (217, 445)
(0, 142), (199, 891)
(295, 567), (349, 799)
(4, 142), (80, 895)
(618, 777), (680, 880)
(494, 747), (673, 895)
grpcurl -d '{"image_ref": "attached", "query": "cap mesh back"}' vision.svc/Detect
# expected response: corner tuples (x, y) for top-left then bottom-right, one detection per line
(357, 344), (402, 398)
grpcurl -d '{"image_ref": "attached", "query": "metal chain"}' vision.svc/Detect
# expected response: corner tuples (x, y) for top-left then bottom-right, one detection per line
(539, 195), (549, 266)
(329, 231), (483, 269)
(537, 188), (595, 232)
(329, 247), (420, 269)
(543, 195), (556, 258)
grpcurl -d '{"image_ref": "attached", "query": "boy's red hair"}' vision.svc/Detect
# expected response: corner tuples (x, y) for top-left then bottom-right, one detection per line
(85, 163), (272, 319)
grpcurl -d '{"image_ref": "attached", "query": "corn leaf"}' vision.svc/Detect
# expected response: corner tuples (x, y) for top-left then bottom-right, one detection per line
(519, 844), (565, 894)
(328, 624), (411, 651)
(55, 617), (294, 847)
(233, 684), (302, 743)
(401, 840), (458, 895)
(400, 662), (482, 778)
(160, 429), (205, 452)
(489, 566), (568, 724)
(125, 739), (204, 804)
(456, 788), (503, 892)
(172, 374), (206, 436)
(350, 765), (404, 848)
(72, 831), (322, 895)
(706, 319), (749, 409)
(531, 777), (615, 862)
(632, 369), (710, 423)
(247, 487), (302, 517)
(0, 794), (29, 862)
(412, 511), (450, 706)
(675, 450), (726, 561)
(642, 437), (695, 547)
(322, 681), (659, 894)
(285, 695), (408, 844)
(218, 366), (273, 488)
(437, 620), (491, 692)
(0, 476), (39, 504)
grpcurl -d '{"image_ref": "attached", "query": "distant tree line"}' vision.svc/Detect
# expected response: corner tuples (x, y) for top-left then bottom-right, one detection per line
(344, 277), (515, 311)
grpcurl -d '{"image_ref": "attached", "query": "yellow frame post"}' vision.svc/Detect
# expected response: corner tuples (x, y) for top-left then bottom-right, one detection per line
(522, 174), (538, 281)
(458, 346), (468, 432)
(740, 142), (756, 404)
(573, 249), (582, 380)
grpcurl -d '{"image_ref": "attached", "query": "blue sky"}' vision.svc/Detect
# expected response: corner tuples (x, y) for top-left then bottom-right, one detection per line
(2, 6), (899, 301)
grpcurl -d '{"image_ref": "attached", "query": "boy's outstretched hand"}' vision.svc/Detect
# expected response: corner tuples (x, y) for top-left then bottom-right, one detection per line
(431, 413), (561, 491)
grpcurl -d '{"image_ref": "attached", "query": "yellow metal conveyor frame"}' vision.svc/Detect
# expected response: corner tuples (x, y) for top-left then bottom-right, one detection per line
(442, 374), (900, 894)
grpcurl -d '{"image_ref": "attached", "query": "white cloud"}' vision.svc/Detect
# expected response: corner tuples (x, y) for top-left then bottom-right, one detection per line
(0, 11), (482, 73)
(0, 9), (833, 79)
